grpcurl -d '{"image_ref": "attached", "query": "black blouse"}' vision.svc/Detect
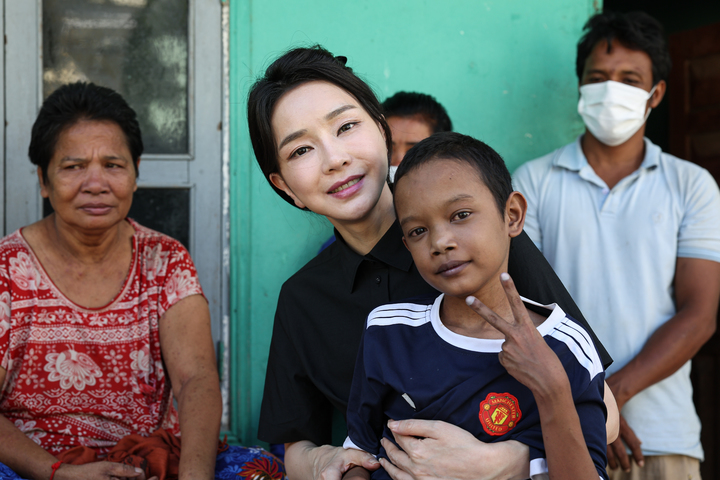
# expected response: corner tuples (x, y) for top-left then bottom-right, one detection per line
(258, 222), (610, 446)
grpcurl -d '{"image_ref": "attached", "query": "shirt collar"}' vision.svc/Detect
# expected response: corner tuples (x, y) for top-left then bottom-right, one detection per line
(554, 135), (661, 172)
(335, 220), (414, 293)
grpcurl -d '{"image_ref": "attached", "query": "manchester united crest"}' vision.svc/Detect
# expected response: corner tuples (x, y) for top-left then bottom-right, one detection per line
(479, 392), (522, 436)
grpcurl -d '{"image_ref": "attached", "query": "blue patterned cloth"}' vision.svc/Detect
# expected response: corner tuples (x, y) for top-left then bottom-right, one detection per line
(0, 445), (286, 480)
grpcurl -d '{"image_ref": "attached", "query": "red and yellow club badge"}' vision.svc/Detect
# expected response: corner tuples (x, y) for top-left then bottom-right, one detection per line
(479, 392), (522, 436)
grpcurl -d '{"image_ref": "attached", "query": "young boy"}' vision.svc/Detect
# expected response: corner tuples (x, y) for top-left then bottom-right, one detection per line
(343, 132), (608, 480)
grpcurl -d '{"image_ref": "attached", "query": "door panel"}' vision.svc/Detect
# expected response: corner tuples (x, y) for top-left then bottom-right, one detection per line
(669, 21), (720, 480)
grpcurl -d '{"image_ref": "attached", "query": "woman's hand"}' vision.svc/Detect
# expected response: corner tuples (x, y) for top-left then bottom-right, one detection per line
(465, 273), (567, 396)
(56, 462), (157, 480)
(284, 441), (380, 480)
(380, 420), (529, 480)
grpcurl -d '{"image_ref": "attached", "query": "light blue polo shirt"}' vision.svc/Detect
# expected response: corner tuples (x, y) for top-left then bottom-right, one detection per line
(513, 136), (720, 460)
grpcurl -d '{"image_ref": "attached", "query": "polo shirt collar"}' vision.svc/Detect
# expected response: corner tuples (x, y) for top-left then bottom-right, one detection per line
(335, 220), (414, 293)
(554, 135), (661, 173)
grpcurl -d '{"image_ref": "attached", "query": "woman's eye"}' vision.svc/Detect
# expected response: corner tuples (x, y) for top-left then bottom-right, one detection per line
(408, 227), (427, 237)
(291, 146), (311, 158)
(338, 122), (357, 134)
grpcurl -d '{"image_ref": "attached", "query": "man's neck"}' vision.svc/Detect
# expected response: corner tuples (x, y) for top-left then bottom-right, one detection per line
(581, 129), (647, 190)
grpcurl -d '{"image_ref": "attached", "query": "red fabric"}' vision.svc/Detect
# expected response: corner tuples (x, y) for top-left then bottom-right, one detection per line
(55, 429), (229, 480)
(106, 429), (181, 480)
(0, 220), (204, 455)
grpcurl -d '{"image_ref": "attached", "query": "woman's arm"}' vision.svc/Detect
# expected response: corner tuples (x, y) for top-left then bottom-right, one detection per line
(604, 382), (619, 443)
(0, 367), (149, 480)
(160, 294), (222, 480)
(285, 441), (380, 480)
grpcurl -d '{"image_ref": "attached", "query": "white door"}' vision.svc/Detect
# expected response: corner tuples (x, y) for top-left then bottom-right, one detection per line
(3, 0), (225, 357)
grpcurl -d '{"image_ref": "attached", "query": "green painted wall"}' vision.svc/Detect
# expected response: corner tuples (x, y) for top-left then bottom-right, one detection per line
(229, 0), (600, 444)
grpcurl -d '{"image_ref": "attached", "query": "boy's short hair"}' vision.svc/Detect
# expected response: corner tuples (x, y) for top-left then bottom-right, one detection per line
(382, 91), (453, 134)
(576, 11), (671, 85)
(393, 132), (513, 217)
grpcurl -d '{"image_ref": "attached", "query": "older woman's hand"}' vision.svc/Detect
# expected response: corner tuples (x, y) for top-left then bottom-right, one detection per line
(379, 420), (529, 480)
(56, 462), (158, 480)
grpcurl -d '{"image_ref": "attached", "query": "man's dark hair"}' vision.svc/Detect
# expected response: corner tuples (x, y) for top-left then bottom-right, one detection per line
(382, 91), (452, 134)
(576, 11), (671, 85)
(394, 132), (512, 217)
(29, 82), (143, 182)
(247, 45), (392, 208)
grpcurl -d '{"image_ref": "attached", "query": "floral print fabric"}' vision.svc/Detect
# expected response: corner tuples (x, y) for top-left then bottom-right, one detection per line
(0, 220), (203, 454)
(0, 445), (287, 480)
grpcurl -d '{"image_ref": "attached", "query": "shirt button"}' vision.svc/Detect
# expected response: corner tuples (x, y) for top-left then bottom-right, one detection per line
(375, 276), (381, 284)
(602, 187), (609, 194)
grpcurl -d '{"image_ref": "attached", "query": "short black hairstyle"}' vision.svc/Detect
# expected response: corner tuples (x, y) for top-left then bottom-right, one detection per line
(393, 132), (512, 217)
(29, 82), (143, 182)
(247, 45), (392, 208)
(382, 91), (452, 134)
(576, 11), (671, 85)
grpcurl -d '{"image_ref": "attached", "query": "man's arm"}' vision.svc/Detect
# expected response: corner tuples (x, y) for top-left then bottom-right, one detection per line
(607, 257), (720, 408)
(607, 257), (720, 470)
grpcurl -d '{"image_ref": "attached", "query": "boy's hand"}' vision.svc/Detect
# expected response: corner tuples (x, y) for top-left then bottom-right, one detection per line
(465, 272), (568, 397)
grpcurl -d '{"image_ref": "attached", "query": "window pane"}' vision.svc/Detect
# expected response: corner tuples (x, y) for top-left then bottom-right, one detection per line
(129, 188), (191, 249)
(43, 0), (189, 154)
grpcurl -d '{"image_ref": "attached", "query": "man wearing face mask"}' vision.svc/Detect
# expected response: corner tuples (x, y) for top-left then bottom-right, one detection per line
(514, 11), (720, 480)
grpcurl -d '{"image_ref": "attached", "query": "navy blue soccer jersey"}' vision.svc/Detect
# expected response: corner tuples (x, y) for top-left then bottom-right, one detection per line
(344, 294), (608, 480)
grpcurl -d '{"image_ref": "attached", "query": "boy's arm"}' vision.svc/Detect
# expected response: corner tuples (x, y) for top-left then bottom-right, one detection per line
(533, 374), (604, 480)
(466, 274), (603, 480)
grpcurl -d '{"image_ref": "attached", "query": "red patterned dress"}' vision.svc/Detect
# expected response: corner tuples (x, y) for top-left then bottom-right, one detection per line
(0, 219), (202, 455)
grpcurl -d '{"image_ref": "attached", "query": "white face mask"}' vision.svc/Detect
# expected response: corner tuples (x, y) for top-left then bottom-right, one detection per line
(388, 165), (398, 183)
(578, 80), (656, 147)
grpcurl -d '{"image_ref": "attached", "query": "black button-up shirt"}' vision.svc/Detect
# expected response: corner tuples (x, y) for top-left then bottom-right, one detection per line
(258, 221), (610, 445)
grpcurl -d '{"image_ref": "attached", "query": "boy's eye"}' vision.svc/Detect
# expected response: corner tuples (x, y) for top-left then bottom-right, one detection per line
(408, 227), (427, 238)
(338, 122), (357, 134)
(453, 211), (471, 221)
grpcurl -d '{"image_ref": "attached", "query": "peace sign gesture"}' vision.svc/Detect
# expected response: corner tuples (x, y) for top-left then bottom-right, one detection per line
(464, 272), (569, 397)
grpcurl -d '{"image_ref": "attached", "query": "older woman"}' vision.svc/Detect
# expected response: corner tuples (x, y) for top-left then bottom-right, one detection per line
(0, 83), (284, 480)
